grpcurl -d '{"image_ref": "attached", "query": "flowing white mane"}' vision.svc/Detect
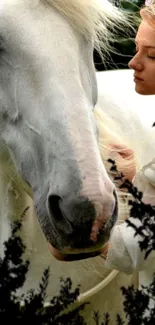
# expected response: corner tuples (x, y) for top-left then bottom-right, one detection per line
(4, 0), (134, 58)
(45, 0), (132, 55)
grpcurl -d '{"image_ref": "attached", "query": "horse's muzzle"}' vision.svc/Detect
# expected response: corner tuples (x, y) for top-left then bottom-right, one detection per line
(47, 188), (118, 254)
(48, 191), (117, 261)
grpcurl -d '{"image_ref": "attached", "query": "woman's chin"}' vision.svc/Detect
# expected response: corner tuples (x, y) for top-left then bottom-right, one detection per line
(135, 84), (152, 95)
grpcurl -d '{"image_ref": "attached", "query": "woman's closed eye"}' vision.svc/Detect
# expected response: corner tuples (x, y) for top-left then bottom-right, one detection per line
(147, 53), (155, 59)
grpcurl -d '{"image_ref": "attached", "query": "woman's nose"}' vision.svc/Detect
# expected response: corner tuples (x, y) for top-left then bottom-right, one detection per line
(128, 55), (143, 71)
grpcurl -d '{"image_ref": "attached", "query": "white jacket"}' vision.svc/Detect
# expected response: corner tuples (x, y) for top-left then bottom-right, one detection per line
(105, 163), (155, 306)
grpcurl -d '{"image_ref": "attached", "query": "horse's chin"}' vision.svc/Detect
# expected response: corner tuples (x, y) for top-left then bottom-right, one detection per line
(48, 243), (105, 261)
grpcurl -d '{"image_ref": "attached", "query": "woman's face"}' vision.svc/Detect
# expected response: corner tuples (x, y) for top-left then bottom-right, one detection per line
(128, 20), (155, 95)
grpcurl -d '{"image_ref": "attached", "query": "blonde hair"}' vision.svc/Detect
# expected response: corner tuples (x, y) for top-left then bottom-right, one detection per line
(94, 106), (138, 177)
(140, 1), (155, 28)
(94, 106), (139, 225)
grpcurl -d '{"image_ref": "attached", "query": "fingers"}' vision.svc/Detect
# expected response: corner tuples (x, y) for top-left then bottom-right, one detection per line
(108, 143), (136, 182)
(109, 144), (135, 160)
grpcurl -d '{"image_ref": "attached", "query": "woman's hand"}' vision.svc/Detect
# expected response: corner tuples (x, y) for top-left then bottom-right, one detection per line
(108, 143), (136, 182)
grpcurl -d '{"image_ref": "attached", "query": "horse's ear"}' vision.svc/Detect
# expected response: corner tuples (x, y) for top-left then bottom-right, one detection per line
(152, 122), (155, 127)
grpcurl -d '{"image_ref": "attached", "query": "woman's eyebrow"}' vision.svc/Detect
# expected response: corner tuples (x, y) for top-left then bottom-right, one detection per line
(135, 40), (155, 49)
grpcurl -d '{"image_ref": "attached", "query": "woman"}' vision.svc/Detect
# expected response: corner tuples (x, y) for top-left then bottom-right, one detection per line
(103, 0), (155, 303)
(129, 1), (155, 96)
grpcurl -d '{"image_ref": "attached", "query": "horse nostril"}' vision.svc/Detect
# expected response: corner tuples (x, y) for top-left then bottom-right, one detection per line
(48, 195), (73, 235)
(48, 195), (64, 221)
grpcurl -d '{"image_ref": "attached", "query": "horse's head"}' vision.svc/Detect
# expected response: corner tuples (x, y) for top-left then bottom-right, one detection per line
(0, 0), (127, 260)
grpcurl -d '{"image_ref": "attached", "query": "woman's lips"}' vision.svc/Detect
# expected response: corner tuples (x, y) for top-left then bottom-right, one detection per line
(134, 75), (144, 82)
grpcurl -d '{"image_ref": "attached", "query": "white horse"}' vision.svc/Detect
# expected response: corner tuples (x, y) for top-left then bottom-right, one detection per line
(0, 0), (153, 323)
(0, 0), (127, 259)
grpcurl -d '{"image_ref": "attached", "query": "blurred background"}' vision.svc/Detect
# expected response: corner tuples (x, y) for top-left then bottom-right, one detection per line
(94, 0), (145, 71)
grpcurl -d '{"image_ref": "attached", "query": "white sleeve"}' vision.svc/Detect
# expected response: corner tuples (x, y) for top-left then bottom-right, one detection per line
(105, 218), (155, 274)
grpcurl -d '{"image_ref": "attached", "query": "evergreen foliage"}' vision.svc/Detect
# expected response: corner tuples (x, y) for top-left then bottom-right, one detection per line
(0, 161), (154, 324)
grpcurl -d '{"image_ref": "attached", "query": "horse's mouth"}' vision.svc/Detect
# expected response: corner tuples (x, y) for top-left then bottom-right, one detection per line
(48, 243), (106, 261)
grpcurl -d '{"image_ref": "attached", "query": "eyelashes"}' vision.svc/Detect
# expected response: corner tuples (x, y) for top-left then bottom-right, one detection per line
(147, 56), (155, 59)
